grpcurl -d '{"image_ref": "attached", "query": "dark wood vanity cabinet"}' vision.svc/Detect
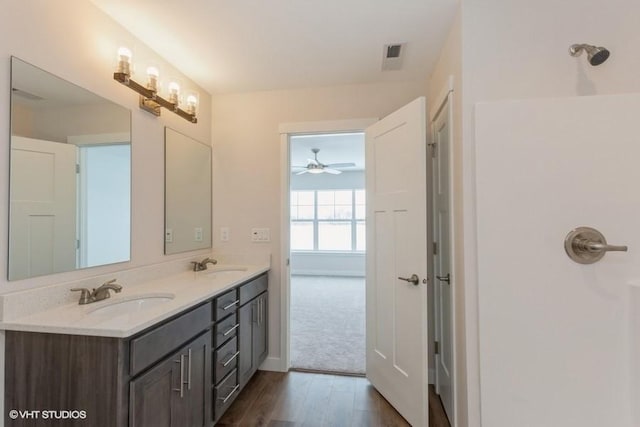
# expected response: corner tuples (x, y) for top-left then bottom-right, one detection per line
(4, 272), (268, 427)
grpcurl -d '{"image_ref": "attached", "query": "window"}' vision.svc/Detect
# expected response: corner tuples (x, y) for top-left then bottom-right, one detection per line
(290, 189), (365, 251)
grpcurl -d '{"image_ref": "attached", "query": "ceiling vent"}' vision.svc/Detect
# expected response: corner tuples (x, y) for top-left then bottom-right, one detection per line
(382, 43), (406, 71)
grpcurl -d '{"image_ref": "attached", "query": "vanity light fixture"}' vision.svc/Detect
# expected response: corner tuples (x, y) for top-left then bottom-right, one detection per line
(113, 46), (198, 123)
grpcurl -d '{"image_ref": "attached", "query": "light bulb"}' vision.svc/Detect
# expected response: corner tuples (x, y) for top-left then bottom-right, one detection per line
(116, 46), (132, 75)
(146, 67), (159, 92)
(186, 94), (198, 115)
(168, 82), (180, 105)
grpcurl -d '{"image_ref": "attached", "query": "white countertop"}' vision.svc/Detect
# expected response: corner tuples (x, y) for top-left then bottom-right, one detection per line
(0, 263), (270, 338)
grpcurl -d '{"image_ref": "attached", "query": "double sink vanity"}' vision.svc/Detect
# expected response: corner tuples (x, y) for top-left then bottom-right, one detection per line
(2, 259), (270, 426)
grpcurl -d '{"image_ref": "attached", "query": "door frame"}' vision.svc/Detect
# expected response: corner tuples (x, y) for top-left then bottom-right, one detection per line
(278, 118), (377, 372)
(429, 75), (457, 425)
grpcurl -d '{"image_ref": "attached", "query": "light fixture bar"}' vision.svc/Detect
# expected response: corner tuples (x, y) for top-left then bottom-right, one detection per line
(113, 72), (198, 124)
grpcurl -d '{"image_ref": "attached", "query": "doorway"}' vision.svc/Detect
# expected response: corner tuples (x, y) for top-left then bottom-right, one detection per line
(287, 131), (366, 375)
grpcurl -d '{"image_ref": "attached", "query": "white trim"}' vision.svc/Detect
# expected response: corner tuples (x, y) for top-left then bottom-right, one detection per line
(279, 118), (377, 135)
(429, 75), (455, 122)
(66, 132), (130, 146)
(280, 119), (375, 375)
(259, 356), (287, 372)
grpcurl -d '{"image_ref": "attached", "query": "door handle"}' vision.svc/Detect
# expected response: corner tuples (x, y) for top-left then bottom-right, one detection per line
(186, 348), (192, 391)
(565, 227), (628, 264)
(398, 274), (420, 286)
(436, 274), (451, 284)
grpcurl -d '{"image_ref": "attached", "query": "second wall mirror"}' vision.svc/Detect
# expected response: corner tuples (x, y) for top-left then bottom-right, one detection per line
(165, 127), (212, 254)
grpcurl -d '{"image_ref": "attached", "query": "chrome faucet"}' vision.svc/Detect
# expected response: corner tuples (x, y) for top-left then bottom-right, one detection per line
(191, 257), (218, 271)
(71, 279), (123, 305)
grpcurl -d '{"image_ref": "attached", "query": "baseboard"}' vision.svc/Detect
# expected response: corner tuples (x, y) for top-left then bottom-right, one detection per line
(429, 368), (435, 384)
(259, 356), (288, 372)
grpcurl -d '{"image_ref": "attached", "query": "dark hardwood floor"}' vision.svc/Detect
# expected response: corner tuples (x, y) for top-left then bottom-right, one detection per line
(217, 371), (450, 427)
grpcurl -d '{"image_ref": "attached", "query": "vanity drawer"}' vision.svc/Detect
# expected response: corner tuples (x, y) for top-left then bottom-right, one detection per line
(214, 336), (239, 384)
(214, 288), (239, 320)
(214, 368), (239, 419)
(239, 273), (268, 306)
(129, 303), (211, 376)
(214, 312), (239, 347)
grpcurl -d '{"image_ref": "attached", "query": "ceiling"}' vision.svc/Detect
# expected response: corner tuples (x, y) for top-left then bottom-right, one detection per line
(290, 133), (365, 172)
(90, 0), (458, 94)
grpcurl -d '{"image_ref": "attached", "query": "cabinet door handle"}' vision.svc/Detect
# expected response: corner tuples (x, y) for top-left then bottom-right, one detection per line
(222, 351), (240, 367)
(223, 300), (240, 311)
(218, 384), (240, 404)
(173, 354), (185, 398)
(187, 349), (192, 391)
(223, 323), (239, 337)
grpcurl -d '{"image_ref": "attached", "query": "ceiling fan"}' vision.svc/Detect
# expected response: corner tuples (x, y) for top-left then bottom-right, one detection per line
(293, 148), (356, 175)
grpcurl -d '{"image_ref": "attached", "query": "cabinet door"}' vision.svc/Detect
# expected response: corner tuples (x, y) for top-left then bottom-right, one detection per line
(130, 350), (181, 427)
(238, 299), (256, 387)
(130, 332), (211, 427)
(183, 331), (211, 427)
(253, 292), (268, 367)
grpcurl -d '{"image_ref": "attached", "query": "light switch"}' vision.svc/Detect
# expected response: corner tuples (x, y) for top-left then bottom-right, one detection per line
(220, 227), (230, 242)
(165, 228), (173, 243)
(194, 227), (203, 242)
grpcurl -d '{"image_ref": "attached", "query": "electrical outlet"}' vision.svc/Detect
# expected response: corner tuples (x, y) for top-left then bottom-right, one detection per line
(220, 227), (230, 242)
(165, 228), (173, 243)
(194, 227), (203, 242)
(251, 228), (271, 242)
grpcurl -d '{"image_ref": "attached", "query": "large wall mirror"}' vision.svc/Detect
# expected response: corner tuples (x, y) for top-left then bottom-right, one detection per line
(9, 57), (131, 280)
(165, 127), (211, 254)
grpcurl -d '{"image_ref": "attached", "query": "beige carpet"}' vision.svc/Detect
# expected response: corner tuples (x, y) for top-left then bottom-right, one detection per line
(290, 275), (365, 374)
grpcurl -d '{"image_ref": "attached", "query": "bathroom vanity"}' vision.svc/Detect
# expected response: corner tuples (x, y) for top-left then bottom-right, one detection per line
(2, 265), (269, 427)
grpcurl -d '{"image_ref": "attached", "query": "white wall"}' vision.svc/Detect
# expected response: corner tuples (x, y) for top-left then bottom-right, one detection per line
(211, 80), (425, 367)
(0, 0), (212, 295)
(458, 0), (640, 425)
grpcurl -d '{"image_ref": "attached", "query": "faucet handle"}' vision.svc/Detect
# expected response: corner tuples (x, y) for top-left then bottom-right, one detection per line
(102, 278), (117, 286)
(71, 288), (94, 305)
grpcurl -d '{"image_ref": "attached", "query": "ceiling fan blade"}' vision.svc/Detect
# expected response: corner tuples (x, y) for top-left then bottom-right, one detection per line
(324, 168), (342, 175)
(326, 162), (356, 168)
(296, 170), (310, 175)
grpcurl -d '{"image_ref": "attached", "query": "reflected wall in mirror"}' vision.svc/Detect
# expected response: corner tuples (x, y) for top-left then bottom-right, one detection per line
(165, 127), (211, 254)
(9, 57), (131, 281)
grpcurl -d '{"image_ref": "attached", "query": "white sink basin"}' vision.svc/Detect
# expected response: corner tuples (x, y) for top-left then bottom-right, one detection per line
(86, 293), (175, 317)
(199, 266), (248, 278)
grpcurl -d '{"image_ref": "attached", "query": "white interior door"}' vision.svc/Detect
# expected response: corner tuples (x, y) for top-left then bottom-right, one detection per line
(432, 95), (453, 423)
(9, 136), (77, 280)
(476, 94), (640, 427)
(365, 97), (429, 426)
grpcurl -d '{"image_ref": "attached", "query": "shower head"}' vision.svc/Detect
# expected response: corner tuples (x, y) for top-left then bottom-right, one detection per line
(569, 44), (610, 66)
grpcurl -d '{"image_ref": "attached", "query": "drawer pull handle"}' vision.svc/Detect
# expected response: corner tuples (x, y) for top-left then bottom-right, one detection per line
(222, 300), (240, 311)
(218, 384), (240, 404)
(222, 351), (240, 367)
(172, 355), (185, 398)
(222, 323), (240, 337)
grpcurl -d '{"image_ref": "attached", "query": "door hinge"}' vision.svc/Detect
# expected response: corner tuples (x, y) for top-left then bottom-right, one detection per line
(434, 341), (440, 355)
(76, 239), (80, 250)
(433, 242), (437, 255)
(428, 142), (437, 158)
(75, 163), (80, 174)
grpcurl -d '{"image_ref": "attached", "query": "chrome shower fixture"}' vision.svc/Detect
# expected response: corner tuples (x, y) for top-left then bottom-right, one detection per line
(569, 43), (610, 66)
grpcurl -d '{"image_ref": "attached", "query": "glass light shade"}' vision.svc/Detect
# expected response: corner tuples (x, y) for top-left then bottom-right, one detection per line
(308, 168), (324, 174)
(186, 94), (198, 115)
(116, 47), (132, 75)
(146, 67), (159, 92)
(168, 81), (180, 104)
